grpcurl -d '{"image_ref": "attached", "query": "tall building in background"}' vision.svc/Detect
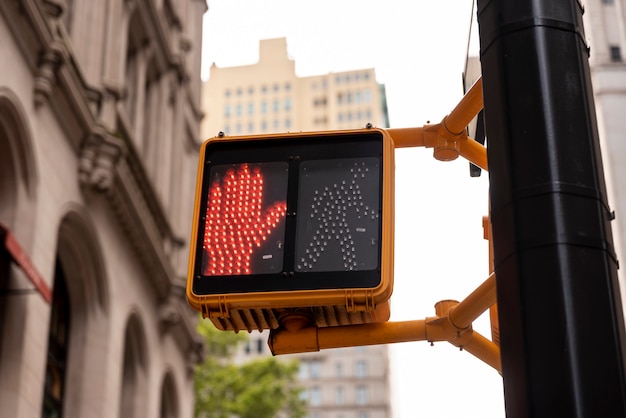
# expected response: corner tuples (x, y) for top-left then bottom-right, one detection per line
(0, 1), (206, 417)
(201, 38), (392, 418)
(583, 0), (626, 299)
(201, 37), (389, 139)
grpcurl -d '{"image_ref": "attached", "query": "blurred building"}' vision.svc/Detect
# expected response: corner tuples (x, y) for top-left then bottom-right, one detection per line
(583, 0), (626, 300)
(201, 37), (392, 418)
(201, 37), (389, 139)
(0, 0), (206, 417)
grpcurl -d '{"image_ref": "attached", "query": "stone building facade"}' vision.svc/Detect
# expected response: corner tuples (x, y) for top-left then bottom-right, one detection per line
(0, 0), (206, 417)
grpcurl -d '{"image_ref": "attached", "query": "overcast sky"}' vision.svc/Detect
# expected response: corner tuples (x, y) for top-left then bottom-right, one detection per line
(201, 1), (504, 416)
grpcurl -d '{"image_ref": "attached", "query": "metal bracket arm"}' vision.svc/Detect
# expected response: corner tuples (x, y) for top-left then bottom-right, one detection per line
(269, 273), (501, 372)
(387, 77), (487, 171)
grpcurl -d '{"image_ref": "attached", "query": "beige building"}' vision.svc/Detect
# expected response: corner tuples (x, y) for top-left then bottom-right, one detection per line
(201, 37), (389, 139)
(0, 0), (206, 417)
(201, 37), (392, 418)
(583, 0), (626, 298)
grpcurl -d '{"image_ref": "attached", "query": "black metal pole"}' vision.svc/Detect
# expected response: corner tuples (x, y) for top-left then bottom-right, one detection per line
(476, 1), (626, 416)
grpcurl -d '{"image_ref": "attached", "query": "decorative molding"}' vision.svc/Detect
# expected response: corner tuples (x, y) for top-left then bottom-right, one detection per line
(34, 40), (66, 107)
(78, 128), (125, 191)
(41, 0), (66, 18)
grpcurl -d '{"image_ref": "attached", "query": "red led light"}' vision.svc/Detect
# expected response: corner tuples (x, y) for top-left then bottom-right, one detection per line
(203, 164), (286, 275)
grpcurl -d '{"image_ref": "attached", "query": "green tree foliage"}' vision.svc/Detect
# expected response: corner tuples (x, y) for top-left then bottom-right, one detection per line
(194, 320), (306, 418)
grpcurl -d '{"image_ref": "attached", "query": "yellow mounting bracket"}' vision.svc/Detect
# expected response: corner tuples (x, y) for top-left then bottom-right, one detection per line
(269, 273), (500, 372)
(387, 77), (487, 171)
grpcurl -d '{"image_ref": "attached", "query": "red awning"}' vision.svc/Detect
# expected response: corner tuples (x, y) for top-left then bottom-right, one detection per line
(1, 223), (51, 304)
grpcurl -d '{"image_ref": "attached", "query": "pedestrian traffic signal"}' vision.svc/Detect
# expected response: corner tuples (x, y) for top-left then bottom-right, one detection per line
(186, 128), (394, 332)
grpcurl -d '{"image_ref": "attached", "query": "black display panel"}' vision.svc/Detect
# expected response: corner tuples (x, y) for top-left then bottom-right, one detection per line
(295, 158), (380, 272)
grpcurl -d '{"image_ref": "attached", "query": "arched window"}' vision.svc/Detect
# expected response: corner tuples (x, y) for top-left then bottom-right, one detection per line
(42, 257), (71, 417)
(119, 315), (148, 418)
(160, 373), (179, 418)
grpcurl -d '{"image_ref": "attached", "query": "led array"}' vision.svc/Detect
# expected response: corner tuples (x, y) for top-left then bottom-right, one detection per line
(297, 160), (379, 271)
(203, 164), (286, 275)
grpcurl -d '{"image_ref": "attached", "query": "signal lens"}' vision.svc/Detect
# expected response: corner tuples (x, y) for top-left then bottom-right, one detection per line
(202, 162), (288, 275)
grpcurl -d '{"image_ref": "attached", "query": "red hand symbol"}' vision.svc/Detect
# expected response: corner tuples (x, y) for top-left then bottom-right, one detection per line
(203, 163), (286, 275)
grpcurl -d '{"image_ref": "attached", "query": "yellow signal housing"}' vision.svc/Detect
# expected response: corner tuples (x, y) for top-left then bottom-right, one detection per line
(186, 128), (395, 332)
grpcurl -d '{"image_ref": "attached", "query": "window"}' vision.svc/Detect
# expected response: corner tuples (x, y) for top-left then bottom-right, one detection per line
(364, 90), (372, 103)
(285, 118), (291, 129)
(248, 86), (254, 95)
(310, 387), (321, 406)
(357, 412), (369, 418)
(335, 387), (345, 405)
(335, 362), (344, 377)
(285, 98), (292, 111)
(224, 105), (231, 117)
(248, 103), (254, 116)
(355, 360), (367, 377)
(314, 97), (327, 107)
(42, 258), (71, 418)
(236, 104), (242, 116)
(610, 45), (622, 62)
(225, 89), (231, 97)
(236, 88), (242, 96)
(285, 82), (291, 91)
(248, 122), (254, 133)
(256, 338), (264, 353)
(310, 360), (321, 378)
(273, 100), (280, 113)
(273, 83), (280, 92)
(299, 363), (309, 379)
(261, 101), (268, 114)
(356, 386), (368, 405)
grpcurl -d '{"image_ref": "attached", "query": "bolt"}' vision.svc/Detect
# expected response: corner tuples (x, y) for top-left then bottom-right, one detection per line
(365, 122), (373, 129)
(218, 131), (225, 137)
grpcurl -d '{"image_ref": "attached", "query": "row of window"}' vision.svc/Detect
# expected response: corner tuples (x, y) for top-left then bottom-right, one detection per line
(335, 71), (372, 85)
(309, 71), (373, 91)
(338, 110), (373, 123)
(301, 385), (369, 407)
(337, 90), (373, 105)
(225, 83), (292, 97)
(299, 359), (369, 379)
(224, 98), (292, 117)
(222, 118), (292, 135)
